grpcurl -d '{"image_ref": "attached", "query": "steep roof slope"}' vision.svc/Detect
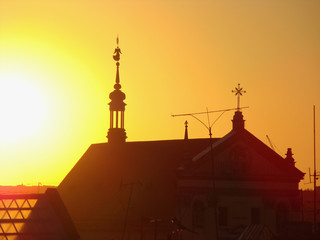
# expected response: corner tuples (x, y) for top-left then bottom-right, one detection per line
(58, 139), (213, 232)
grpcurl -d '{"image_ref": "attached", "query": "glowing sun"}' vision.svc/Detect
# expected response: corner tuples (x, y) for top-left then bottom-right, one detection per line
(0, 74), (47, 143)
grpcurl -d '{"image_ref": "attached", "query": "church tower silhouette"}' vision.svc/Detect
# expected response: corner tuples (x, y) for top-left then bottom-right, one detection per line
(107, 37), (127, 143)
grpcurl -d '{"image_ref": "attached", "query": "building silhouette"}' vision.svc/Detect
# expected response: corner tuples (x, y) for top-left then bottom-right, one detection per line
(58, 41), (305, 240)
(0, 188), (79, 240)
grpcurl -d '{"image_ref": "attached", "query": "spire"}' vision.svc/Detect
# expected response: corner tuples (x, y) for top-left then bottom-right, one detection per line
(184, 121), (188, 140)
(231, 83), (246, 131)
(113, 36), (121, 88)
(107, 37), (127, 143)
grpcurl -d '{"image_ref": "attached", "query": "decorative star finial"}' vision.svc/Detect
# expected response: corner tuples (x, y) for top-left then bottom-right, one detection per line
(232, 83), (246, 111)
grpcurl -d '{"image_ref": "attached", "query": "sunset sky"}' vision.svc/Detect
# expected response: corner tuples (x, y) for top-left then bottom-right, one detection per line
(0, 0), (319, 187)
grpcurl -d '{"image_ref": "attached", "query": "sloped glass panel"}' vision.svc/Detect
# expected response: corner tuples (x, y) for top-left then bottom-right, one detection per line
(3, 200), (12, 208)
(6, 236), (16, 240)
(26, 199), (37, 208)
(21, 210), (31, 219)
(0, 211), (10, 219)
(0, 210), (6, 219)
(2, 223), (17, 233)
(8, 210), (19, 219)
(21, 199), (31, 208)
(15, 199), (25, 208)
(14, 211), (24, 220)
(9, 201), (18, 209)
(0, 201), (5, 209)
(14, 222), (24, 232)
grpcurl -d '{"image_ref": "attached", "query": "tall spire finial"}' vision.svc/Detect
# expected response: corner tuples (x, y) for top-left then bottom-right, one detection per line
(232, 83), (246, 111)
(113, 37), (122, 89)
(184, 121), (188, 140)
(107, 37), (127, 143)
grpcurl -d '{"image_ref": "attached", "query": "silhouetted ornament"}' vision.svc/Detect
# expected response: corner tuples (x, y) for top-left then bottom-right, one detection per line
(109, 90), (126, 111)
(114, 83), (121, 90)
(232, 111), (245, 130)
(107, 37), (127, 143)
(113, 37), (122, 61)
(232, 83), (246, 111)
(107, 128), (127, 143)
(285, 148), (296, 165)
(184, 121), (188, 140)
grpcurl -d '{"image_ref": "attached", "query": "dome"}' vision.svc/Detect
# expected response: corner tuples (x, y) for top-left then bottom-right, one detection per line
(109, 89), (126, 111)
(109, 89), (126, 101)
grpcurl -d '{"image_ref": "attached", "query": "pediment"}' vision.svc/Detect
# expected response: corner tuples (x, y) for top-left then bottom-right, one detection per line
(181, 129), (302, 181)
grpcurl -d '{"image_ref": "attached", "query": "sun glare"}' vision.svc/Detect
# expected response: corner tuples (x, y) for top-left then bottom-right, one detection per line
(0, 73), (47, 143)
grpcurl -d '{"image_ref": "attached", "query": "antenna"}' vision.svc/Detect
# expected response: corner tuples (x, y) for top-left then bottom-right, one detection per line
(172, 106), (248, 240)
(266, 135), (281, 154)
(304, 168), (319, 184)
(120, 181), (141, 240)
(309, 168), (312, 184)
(266, 135), (275, 151)
(312, 105), (318, 232)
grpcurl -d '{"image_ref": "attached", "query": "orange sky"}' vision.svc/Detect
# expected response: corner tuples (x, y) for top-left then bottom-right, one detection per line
(0, 0), (319, 187)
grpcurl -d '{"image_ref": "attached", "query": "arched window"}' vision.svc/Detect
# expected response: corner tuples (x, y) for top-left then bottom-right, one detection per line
(192, 200), (205, 228)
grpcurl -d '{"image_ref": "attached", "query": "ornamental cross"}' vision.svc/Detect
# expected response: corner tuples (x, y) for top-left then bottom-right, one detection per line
(232, 83), (246, 111)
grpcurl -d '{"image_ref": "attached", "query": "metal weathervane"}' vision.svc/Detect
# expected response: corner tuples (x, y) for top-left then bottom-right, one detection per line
(232, 83), (246, 111)
(113, 36), (121, 62)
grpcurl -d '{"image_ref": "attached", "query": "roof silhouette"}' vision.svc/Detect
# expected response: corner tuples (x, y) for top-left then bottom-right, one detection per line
(58, 138), (214, 233)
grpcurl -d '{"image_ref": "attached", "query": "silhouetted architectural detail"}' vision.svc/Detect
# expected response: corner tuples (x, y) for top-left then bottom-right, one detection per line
(232, 110), (245, 130)
(58, 55), (305, 240)
(285, 148), (296, 166)
(59, 139), (211, 240)
(59, 108), (304, 240)
(231, 84), (246, 130)
(107, 37), (127, 143)
(232, 83), (246, 112)
(184, 121), (188, 140)
(0, 188), (79, 240)
(176, 110), (304, 240)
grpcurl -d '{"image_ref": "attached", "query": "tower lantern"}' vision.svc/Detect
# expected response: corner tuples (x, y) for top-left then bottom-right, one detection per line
(107, 37), (127, 143)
